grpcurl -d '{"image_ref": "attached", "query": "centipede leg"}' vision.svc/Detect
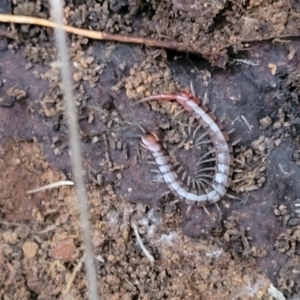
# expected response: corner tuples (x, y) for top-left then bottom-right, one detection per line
(195, 131), (209, 145)
(214, 202), (222, 220)
(228, 128), (235, 134)
(225, 192), (243, 201)
(195, 174), (214, 181)
(231, 139), (241, 146)
(196, 157), (216, 166)
(203, 92), (209, 105)
(190, 81), (196, 97)
(176, 165), (184, 174)
(150, 174), (164, 183)
(211, 104), (216, 114)
(195, 139), (213, 147)
(188, 118), (193, 138)
(194, 167), (216, 175)
(196, 150), (215, 166)
(154, 191), (172, 202)
(192, 124), (202, 139)
(186, 174), (192, 187)
(186, 205), (192, 216)
(203, 206), (214, 221)
(195, 177), (212, 187)
(181, 170), (188, 182)
(190, 178), (196, 191)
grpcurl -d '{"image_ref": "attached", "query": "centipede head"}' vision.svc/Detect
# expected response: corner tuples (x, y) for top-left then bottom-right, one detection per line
(140, 132), (160, 147)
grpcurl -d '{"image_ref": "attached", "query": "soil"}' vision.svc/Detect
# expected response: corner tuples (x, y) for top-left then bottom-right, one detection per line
(1, 0), (300, 299)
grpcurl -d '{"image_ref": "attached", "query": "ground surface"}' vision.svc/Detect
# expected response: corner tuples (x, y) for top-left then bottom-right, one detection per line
(1, 0), (300, 299)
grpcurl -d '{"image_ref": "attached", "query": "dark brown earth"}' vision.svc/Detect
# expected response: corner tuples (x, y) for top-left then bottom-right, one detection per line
(1, 0), (300, 299)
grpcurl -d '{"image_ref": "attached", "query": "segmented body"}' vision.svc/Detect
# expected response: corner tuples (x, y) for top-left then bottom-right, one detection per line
(139, 91), (233, 205)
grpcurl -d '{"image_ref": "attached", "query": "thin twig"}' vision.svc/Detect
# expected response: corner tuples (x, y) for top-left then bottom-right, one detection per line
(26, 180), (74, 194)
(0, 14), (196, 54)
(64, 253), (86, 294)
(0, 13), (299, 64)
(132, 223), (155, 264)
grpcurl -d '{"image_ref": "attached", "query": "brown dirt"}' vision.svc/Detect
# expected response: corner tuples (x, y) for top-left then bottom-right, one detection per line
(1, 0), (300, 299)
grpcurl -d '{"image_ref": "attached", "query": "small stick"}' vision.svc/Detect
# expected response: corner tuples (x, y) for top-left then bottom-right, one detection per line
(64, 253), (85, 294)
(0, 14), (198, 55)
(132, 223), (155, 264)
(0, 14), (299, 63)
(26, 180), (74, 194)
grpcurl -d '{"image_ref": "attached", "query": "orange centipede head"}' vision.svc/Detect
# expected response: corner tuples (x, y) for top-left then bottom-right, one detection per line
(140, 132), (160, 146)
(176, 90), (200, 107)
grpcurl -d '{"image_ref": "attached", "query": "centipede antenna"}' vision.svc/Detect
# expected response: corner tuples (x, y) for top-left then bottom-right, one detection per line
(196, 150), (215, 166)
(135, 122), (147, 134)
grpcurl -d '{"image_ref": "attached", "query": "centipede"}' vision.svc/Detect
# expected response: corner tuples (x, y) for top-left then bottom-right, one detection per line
(136, 90), (234, 206)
